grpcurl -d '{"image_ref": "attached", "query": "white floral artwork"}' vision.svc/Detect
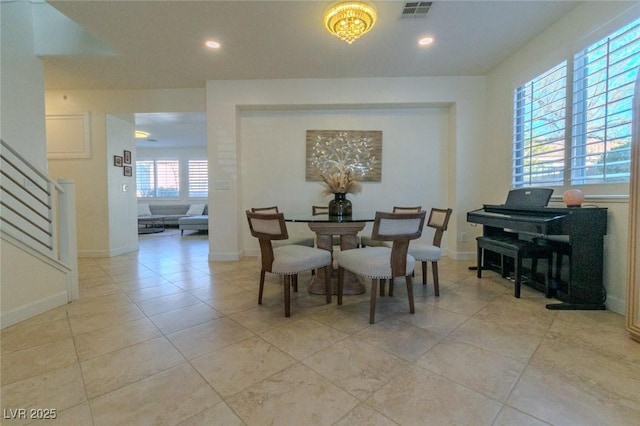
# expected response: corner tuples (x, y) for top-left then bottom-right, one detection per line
(306, 130), (382, 184)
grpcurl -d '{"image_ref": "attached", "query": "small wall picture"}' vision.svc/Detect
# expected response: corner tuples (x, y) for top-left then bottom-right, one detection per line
(123, 166), (132, 177)
(114, 155), (123, 167)
(123, 150), (132, 164)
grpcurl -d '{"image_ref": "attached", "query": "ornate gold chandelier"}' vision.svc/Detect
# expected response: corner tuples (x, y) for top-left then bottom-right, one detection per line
(323, 1), (377, 44)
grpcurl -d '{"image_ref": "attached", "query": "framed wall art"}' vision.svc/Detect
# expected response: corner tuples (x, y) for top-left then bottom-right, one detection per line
(123, 150), (131, 164)
(114, 155), (123, 167)
(123, 166), (132, 177)
(306, 130), (382, 182)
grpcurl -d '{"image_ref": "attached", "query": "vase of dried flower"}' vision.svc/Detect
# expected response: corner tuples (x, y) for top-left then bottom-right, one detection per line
(328, 193), (352, 217)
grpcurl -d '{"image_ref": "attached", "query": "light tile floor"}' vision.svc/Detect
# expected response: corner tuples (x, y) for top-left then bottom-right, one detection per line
(2, 230), (640, 425)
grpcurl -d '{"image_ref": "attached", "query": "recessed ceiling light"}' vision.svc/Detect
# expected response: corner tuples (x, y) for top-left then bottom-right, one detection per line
(418, 37), (434, 46)
(205, 40), (221, 49)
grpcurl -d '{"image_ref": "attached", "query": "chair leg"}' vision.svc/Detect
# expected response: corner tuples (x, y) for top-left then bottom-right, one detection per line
(432, 261), (440, 297)
(337, 267), (344, 305)
(284, 275), (292, 317)
(259, 270), (266, 304)
(514, 256), (522, 298)
(324, 266), (332, 304)
(422, 261), (428, 285)
(545, 253), (553, 298)
(389, 279), (394, 297)
(477, 247), (483, 278)
(379, 279), (386, 297)
(292, 275), (298, 292)
(370, 279), (378, 324)
(406, 275), (415, 314)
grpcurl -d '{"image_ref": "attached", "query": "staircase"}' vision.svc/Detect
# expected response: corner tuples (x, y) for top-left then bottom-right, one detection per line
(0, 139), (78, 328)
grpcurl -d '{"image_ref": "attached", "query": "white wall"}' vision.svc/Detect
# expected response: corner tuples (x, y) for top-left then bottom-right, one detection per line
(0, 1), (47, 169)
(1, 1), (69, 327)
(206, 77), (486, 261)
(106, 115), (138, 256)
(484, 1), (640, 314)
(239, 107), (449, 253)
(45, 89), (206, 256)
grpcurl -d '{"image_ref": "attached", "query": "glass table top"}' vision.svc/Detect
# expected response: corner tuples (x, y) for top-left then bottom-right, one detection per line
(284, 211), (375, 223)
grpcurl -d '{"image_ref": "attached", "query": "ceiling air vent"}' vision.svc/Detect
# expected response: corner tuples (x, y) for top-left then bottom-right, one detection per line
(401, 1), (433, 18)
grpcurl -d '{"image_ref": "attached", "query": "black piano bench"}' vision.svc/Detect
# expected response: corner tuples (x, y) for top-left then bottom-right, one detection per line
(476, 236), (553, 298)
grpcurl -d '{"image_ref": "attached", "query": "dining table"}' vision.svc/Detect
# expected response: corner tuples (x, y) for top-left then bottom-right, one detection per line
(285, 211), (375, 295)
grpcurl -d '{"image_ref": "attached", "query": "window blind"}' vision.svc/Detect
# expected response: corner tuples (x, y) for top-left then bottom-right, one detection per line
(513, 61), (567, 187)
(136, 160), (155, 197)
(571, 19), (640, 184)
(155, 160), (180, 198)
(136, 159), (180, 198)
(188, 160), (208, 198)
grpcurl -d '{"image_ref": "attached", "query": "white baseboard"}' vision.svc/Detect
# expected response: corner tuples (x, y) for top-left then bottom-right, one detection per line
(605, 295), (625, 315)
(447, 250), (476, 261)
(1, 291), (68, 329)
(78, 244), (138, 258)
(209, 251), (242, 261)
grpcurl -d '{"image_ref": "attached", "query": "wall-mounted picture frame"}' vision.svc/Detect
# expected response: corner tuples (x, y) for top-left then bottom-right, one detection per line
(123, 150), (132, 164)
(114, 155), (123, 167)
(306, 130), (382, 182)
(123, 166), (132, 177)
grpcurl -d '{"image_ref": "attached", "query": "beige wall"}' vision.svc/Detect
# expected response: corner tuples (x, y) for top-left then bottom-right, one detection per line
(484, 1), (640, 314)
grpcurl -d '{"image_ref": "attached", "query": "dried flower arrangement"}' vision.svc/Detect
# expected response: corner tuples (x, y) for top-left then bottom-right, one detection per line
(319, 169), (362, 195)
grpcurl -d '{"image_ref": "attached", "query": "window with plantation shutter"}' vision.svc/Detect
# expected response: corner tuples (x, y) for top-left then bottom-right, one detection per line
(571, 19), (640, 184)
(513, 17), (640, 189)
(136, 159), (180, 198)
(188, 160), (208, 198)
(513, 61), (567, 187)
(136, 160), (155, 197)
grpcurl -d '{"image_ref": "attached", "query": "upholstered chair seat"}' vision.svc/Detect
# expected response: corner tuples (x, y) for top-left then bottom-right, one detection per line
(408, 243), (441, 262)
(271, 245), (330, 274)
(337, 247), (415, 279)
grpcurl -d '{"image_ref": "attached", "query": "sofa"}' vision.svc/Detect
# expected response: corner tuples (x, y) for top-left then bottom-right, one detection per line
(178, 214), (208, 235)
(137, 204), (208, 233)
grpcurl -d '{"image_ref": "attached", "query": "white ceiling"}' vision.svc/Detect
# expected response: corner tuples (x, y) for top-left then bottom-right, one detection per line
(44, 0), (582, 90)
(134, 112), (207, 149)
(40, 0), (583, 148)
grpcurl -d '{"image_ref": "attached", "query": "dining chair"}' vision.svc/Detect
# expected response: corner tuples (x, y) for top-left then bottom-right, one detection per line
(360, 206), (422, 248)
(312, 205), (329, 215)
(407, 208), (453, 297)
(252, 206), (315, 247)
(246, 211), (332, 317)
(336, 211), (426, 323)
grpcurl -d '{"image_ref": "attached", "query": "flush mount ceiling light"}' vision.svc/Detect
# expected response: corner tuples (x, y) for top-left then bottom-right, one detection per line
(135, 130), (150, 139)
(323, 1), (377, 44)
(418, 36), (434, 46)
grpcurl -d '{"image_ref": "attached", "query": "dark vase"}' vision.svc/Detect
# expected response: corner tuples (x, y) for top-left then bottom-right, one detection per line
(328, 193), (352, 217)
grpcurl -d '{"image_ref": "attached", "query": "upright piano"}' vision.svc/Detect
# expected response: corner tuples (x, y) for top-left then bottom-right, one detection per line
(467, 204), (608, 310)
